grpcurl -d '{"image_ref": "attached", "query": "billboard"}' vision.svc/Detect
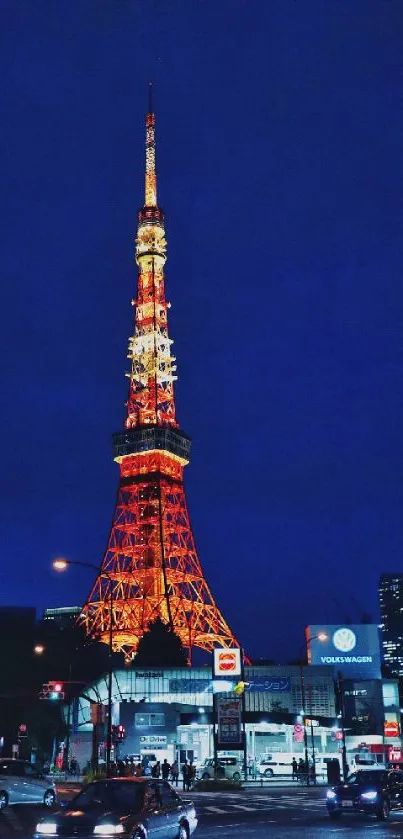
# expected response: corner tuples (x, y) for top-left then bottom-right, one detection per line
(307, 625), (381, 679)
(343, 679), (384, 735)
(216, 697), (243, 749)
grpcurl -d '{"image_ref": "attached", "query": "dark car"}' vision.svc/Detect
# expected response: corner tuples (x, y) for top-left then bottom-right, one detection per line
(326, 768), (403, 821)
(34, 777), (197, 839)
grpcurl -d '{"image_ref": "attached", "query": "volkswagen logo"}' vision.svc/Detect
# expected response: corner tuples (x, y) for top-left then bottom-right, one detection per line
(332, 627), (357, 653)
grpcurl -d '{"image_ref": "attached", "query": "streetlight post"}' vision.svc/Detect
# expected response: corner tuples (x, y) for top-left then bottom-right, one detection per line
(52, 558), (114, 777)
(336, 672), (349, 781)
(299, 632), (328, 785)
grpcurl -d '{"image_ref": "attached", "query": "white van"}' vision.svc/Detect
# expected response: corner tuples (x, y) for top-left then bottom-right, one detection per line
(258, 754), (294, 777)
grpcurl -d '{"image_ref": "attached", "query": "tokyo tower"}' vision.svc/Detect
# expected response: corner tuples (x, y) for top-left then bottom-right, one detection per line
(80, 89), (239, 661)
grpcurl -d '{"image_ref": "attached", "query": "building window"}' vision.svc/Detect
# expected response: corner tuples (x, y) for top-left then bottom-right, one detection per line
(134, 712), (165, 728)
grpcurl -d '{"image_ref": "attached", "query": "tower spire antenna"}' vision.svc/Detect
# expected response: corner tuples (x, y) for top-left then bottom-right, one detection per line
(148, 80), (153, 114)
(145, 83), (157, 206)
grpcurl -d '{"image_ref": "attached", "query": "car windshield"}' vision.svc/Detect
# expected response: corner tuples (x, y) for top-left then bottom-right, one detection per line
(72, 781), (145, 811)
(356, 771), (388, 785)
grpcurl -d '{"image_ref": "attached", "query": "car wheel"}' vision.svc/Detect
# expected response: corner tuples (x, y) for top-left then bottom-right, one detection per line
(178, 825), (188, 839)
(376, 798), (390, 820)
(202, 773), (210, 780)
(132, 832), (145, 839)
(44, 789), (56, 808)
(0, 792), (8, 811)
(233, 772), (241, 782)
(329, 810), (341, 821)
(264, 768), (274, 777)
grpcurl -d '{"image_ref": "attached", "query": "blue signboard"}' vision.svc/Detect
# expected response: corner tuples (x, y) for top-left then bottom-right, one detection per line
(248, 677), (290, 693)
(308, 625), (381, 679)
(169, 679), (211, 693)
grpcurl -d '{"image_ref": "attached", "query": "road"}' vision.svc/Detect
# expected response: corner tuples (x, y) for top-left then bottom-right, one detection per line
(2, 784), (403, 838)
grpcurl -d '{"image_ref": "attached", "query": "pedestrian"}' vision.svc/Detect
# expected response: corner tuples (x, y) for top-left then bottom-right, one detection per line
(135, 762), (143, 777)
(161, 759), (170, 781)
(171, 760), (179, 786)
(188, 761), (196, 790)
(298, 758), (306, 783)
(151, 760), (161, 778)
(181, 759), (189, 791)
(292, 757), (298, 781)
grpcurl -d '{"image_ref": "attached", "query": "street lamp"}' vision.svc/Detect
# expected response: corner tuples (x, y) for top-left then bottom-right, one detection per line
(299, 632), (328, 785)
(52, 558), (114, 777)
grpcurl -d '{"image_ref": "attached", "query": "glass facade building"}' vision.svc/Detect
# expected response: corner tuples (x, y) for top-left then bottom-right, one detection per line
(379, 574), (403, 676)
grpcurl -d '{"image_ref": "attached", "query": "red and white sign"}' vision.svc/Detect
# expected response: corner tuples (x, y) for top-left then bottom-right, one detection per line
(334, 730), (343, 741)
(213, 648), (241, 677)
(384, 721), (400, 738)
(293, 723), (304, 743)
(388, 747), (402, 762)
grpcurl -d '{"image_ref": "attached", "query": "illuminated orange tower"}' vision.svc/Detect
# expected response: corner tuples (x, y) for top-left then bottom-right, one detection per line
(80, 88), (239, 661)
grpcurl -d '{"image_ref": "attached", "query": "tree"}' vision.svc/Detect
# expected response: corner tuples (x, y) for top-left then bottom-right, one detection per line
(133, 618), (188, 667)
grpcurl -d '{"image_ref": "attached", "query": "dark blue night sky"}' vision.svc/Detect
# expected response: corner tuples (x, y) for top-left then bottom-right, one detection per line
(1, 1), (402, 662)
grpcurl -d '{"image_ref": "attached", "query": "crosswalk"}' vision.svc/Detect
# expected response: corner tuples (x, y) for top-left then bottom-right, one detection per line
(194, 792), (326, 815)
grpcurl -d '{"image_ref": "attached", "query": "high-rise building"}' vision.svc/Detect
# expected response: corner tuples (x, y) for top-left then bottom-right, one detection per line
(79, 89), (239, 661)
(379, 573), (403, 676)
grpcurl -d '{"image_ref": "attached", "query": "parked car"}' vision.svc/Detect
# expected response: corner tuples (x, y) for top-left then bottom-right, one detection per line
(326, 768), (403, 821)
(0, 759), (57, 809)
(34, 778), (198, 839)
(196, 757), (241, 781)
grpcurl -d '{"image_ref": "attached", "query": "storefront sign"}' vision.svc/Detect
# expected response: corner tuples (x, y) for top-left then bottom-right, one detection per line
(216, 697), (242, 748)
(135, 671), (163, 679)
(169, 679), (211, 693)
(248, 677), (290, 692)
(384, 721), (400, 738)
(388, 747), (402, 761)
(213, 648), (242, 677)
(139, 735), (167, 746)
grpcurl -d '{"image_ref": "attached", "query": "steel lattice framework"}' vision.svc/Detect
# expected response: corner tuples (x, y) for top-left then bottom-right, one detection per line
(79, 90), (239, 661)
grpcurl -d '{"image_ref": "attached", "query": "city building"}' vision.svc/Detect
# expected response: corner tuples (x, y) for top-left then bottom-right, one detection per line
(67, 664), (338, 772)
(0, 606), (36, 630)
(379, 573), (403, 676)
(307, 624), (402, 763)
(42, 606), (82, 629)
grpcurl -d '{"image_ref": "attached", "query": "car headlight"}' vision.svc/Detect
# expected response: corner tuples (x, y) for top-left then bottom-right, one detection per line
(93, 825), (124, 836)
(35, 824), (58, 835)
(326, 790), (337, 800)
(361, 791), (378, 800)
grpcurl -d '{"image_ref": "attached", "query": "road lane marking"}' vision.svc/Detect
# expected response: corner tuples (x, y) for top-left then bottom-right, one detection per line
(230, 805), (258, 811)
